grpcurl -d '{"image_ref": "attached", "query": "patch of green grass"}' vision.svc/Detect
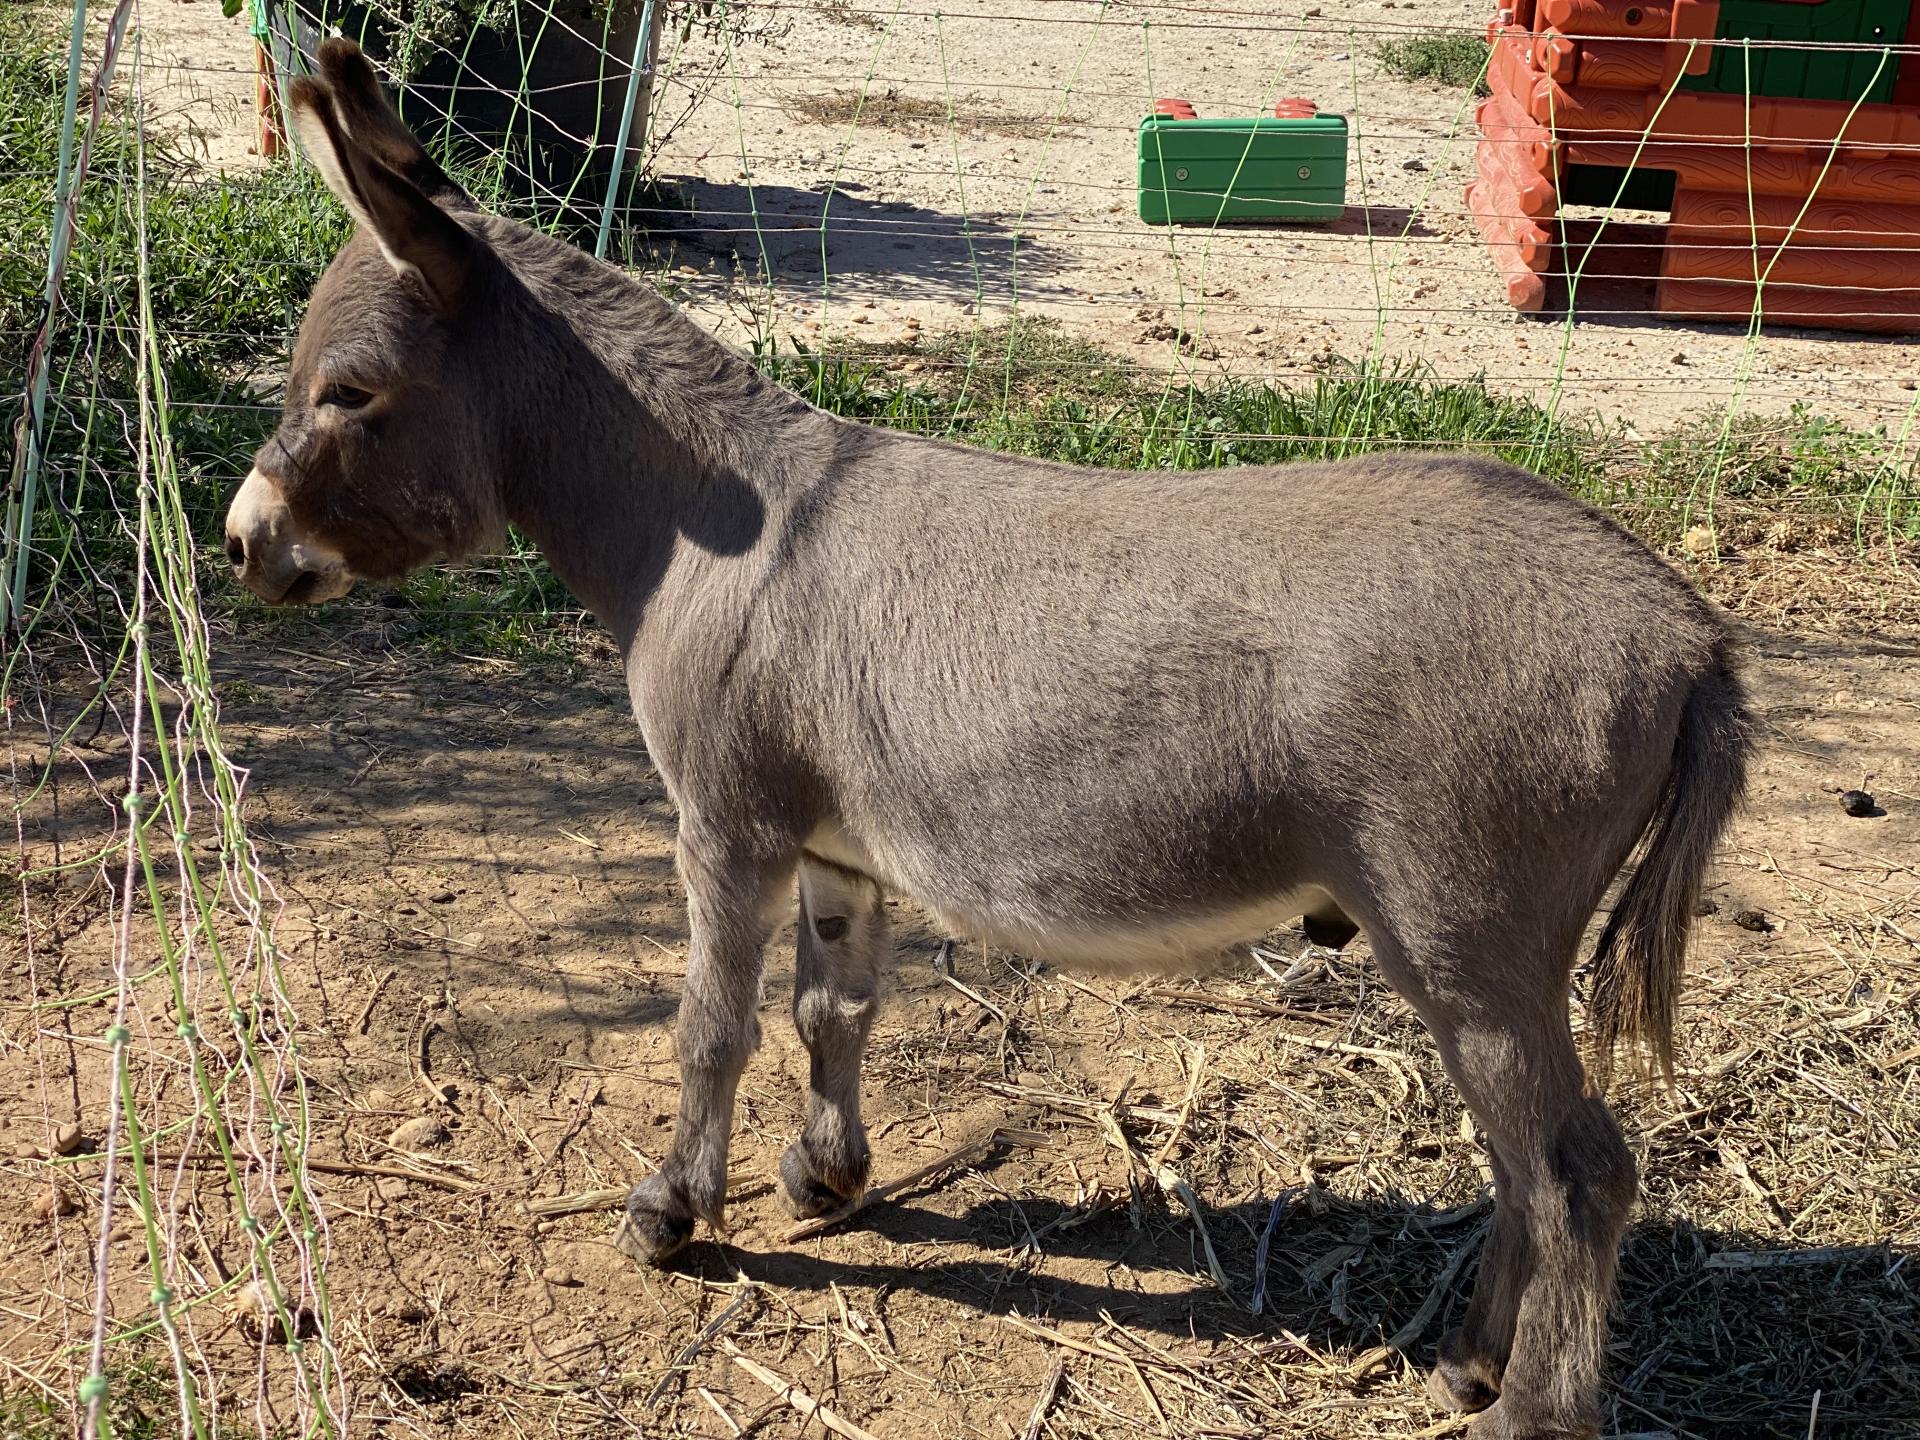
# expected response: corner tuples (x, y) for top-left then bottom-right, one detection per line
(381, 546), (583, 665)
(0, 1351), (179, 1439)
(749, 330), (1914, 546)
(1375, 31), (1492, 94)
(918, 317), (1139, 406)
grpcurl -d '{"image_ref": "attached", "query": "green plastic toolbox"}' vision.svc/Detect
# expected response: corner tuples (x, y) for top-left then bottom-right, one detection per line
(1137, 98), (1347, 226)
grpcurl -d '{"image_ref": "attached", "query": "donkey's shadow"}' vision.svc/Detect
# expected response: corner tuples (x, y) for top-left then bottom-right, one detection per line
(680, 1182), (1914, 1439)
(629, 176), (1069, 306)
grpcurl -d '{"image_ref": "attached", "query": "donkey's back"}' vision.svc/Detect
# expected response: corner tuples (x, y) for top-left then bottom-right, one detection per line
(752, 443), (1726, 971)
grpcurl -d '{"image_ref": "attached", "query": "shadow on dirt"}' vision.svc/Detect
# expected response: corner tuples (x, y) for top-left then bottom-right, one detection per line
(638, 176), (1068, 304)
(677, 1184), (1914, 1438)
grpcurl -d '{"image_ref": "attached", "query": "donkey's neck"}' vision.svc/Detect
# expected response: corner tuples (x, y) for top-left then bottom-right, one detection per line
(493, 227), (834, 645)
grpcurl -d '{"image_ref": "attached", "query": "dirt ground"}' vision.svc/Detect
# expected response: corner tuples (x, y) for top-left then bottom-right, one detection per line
(122, 0), (266, 174)
(9, 2), (1919, 1435)
(130, 0), (1920, 435)
(4, 553), (1917, 1437)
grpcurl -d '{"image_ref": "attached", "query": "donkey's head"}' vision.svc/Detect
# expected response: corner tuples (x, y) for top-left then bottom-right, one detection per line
(225, 40), (511, 604)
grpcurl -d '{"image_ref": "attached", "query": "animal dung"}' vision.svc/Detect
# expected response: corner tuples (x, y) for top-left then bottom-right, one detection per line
(1840, 789), (1880, 818)
(33, 1185), (78, 1222)
(387, 1116), (452, 1150)
(1732, 909), (1774, 934)
(233, 1279), (318, 1344)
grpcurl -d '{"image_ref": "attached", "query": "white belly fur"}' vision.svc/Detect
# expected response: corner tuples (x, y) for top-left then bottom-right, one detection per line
(803, 824), (1332, 974)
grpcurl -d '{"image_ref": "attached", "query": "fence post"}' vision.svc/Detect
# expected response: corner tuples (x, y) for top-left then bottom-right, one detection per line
(4, 0), (93, 632)
(594, 0), (658, 261)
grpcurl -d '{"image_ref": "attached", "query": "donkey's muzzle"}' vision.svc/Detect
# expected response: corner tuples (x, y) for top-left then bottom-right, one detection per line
(224, 468), (355, 605)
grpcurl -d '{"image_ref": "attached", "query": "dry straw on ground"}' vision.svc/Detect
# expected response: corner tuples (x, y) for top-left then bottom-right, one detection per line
(5, 573), (1917, 1437)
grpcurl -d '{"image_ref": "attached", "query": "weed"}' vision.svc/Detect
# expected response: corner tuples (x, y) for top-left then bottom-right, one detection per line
(0, 1351), (180, 1439)
(785, 88), (1080, 139)
(1375, 31), (1492, 94)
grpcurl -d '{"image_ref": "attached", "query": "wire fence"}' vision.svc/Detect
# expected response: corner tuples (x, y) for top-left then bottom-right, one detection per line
(3, 0), (1919, 1436)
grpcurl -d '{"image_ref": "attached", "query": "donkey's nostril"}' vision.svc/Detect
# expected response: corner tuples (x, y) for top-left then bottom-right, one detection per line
(226, 534), (247, 570)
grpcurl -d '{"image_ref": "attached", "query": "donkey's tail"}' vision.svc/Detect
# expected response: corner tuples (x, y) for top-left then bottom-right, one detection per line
(1587, 638), (1753, 1083)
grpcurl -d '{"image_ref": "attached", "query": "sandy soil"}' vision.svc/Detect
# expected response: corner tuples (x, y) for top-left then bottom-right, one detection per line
(4, 571), (1917, 1436)
(123, 0), (268, 174)
(647, 0), (1920, 434)
(130, 0), (1920, 436)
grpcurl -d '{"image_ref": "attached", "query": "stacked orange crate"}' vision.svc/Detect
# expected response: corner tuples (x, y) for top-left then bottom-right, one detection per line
(1468, 0), (1920, 331)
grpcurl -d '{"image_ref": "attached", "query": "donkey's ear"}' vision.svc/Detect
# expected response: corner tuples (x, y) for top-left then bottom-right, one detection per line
(289, 72), (476, 313)
(315, 38), (474, 210)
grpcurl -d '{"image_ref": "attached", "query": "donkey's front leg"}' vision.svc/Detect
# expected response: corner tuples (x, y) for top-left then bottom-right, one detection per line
(779, 857), (887, 1218)
(617, 841), (784, 1267)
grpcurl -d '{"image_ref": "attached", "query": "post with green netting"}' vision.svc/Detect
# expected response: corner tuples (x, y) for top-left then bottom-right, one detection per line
(4, 0), (91, 632)
(595, 0), (657, 259)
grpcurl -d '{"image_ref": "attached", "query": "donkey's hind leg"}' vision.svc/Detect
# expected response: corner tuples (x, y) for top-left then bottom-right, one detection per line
(1373, 930), (1636, 1440)
(779, 855), (887, 1218)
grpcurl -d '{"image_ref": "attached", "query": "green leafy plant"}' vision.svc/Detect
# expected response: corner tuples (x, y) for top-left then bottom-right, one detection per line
(1376, 31), (1492, 94)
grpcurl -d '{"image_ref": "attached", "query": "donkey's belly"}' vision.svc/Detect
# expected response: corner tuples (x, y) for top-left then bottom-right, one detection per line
(803, 822), (1334, 972)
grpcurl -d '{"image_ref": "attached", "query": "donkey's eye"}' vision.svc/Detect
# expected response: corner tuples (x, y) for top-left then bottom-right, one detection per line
(318, 382), (374, 411)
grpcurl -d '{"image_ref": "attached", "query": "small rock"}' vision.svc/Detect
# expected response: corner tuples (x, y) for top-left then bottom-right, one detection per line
(1671, 351), (1688, 365)
(1694, 897), (1720, 917)
(388, 1116), (451, 1151)
(1681, 524), (1717, 560)
(1840, 789), (1880, 817)
(366, 1087), (396, 1109)
(431, 890), (456, 905)
(540, 1266), (579, 1287)
(1401, 157), (1428, 172)
(1732, 909), (1773, 934)
(13, 1140), (39, 1160)
(33, 1185), (78, 1221)
(51, 1122), (83, 1156)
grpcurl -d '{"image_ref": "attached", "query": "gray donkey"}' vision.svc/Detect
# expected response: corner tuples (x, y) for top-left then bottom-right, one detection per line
(225, 41), (1750, 1439)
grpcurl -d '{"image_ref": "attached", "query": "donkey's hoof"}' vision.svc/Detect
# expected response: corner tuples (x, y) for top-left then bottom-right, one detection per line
(1428, 1330), (1502, 1414)
(614, 1177), (696, 1267)
(1427, 1359), (1500, 1415)
(778, 1142), (867, 1220)
(1463, 1399), (1594, 1440)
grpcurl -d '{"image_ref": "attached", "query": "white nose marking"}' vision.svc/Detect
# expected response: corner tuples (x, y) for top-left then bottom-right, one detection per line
(225, 466), (355, 603)
(227, 466), (283, 544)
